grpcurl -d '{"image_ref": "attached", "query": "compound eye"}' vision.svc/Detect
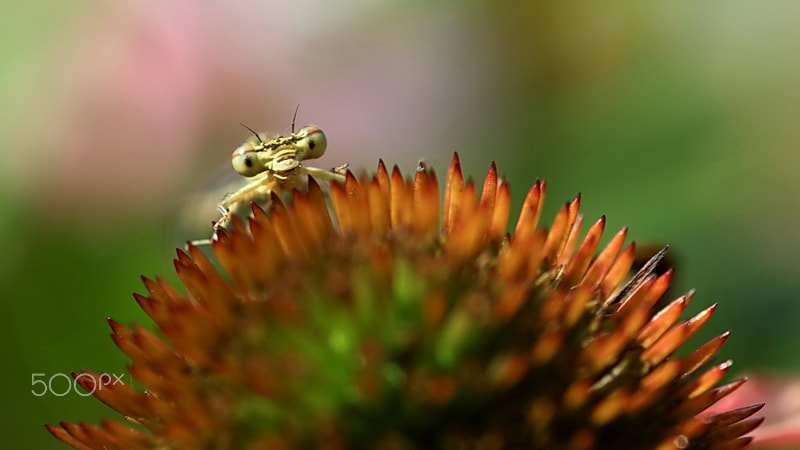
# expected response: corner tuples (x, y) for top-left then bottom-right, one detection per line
(297, 125), (327, 160)
(231, 143), (263, 177)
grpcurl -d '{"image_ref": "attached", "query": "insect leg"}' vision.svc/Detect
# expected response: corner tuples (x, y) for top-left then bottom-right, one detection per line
(301, 166), (347, 183)
(220, 172), (275, 209)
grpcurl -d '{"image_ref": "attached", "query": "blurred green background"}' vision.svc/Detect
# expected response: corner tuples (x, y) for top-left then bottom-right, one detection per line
(2, 1), (799, 448)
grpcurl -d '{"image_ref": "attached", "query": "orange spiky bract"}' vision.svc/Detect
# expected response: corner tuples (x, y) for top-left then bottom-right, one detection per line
(49, 154), (762, 449)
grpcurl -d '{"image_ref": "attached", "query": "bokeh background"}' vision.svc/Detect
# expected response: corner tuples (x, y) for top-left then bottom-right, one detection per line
(2, 1), (799, 448)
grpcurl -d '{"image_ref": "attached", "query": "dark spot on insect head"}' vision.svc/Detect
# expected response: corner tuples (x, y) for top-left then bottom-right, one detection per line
(245, 157), (253, 168)
(309, 140), (316, 150)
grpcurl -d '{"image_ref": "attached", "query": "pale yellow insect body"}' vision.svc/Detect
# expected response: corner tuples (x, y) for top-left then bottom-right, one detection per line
(191, 125), (346, 246)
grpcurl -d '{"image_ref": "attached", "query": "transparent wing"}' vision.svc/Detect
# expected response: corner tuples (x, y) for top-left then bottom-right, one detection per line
(166, 130), (280, 246)
(166, 166), (250, 246)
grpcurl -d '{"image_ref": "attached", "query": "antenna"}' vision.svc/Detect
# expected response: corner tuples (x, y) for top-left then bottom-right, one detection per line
(239, 123), (265, 145)
(291, 104), (300, 133)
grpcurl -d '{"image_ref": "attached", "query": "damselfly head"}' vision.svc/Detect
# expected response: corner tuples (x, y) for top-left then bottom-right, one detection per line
(230, 125), (328, 178)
